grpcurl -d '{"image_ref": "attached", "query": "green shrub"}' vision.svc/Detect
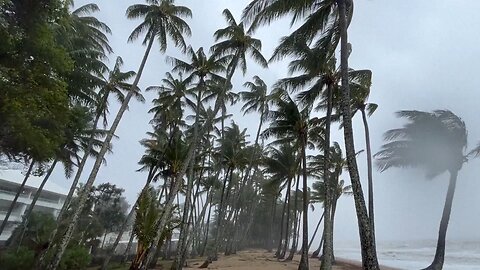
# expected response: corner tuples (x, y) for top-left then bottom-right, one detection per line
(0, 246), (35, 270)
(58, 245), (91, 270)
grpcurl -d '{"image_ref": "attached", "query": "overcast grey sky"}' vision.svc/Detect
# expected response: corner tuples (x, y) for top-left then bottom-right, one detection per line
(48, 0), (480, 246)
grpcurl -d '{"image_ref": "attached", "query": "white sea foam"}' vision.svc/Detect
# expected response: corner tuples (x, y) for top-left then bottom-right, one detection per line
(334, 240), (480, 269)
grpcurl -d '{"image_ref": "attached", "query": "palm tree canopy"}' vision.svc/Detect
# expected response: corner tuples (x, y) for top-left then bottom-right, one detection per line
(239, 75), (270, 117)
(375, 110), (467, 178)
(126, 0), (192, 51)
(211, 9), (268, 76)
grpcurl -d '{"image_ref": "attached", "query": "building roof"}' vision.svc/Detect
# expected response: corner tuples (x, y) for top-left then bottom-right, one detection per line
(0, 169), (68, 196)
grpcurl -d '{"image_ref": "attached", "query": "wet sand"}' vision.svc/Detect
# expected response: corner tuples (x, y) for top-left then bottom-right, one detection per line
(181, 249), (400, 270)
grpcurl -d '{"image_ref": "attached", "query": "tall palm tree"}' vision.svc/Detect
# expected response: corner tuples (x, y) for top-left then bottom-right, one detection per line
(272, 37), (338, 266)
(375, 110), (468, 270)
(59, 57), (139, 225)
(45, 1), (192, 269)
(263, 88), (311, 270)
(309, 141), (354, 259)
(336, 1), (379, 269)
(349, 69), (378, 242)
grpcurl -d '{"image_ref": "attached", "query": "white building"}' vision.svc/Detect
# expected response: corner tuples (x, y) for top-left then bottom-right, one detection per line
(0, 169), (67, 242)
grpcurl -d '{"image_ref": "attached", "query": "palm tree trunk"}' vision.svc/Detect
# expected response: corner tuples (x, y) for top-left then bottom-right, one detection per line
(122, 231), (136, 264)
(101, 167), (156, 270)
(312, 231), (325, 258)
(0, 160), (35, 236)
(56, 93), (107, 224)
(336, 0), (379, 269)
(331, 197), (339, 262)
(308, 212), (324, 251)
(321, 82), (334, 269)
(173, 154), (198, 270)
(422, 170), (458, 270)
(361, 107), (376, 244)
(45, 35), (156, 270)
(286, 176), (300, 261)
(200, 193), (213, 257)
(268, 194), (277, 252)
(275, 190), (288, 257)
(15, 159), (58, 248)
(280, 178), (292, 259)
(298, 140), (309, 270)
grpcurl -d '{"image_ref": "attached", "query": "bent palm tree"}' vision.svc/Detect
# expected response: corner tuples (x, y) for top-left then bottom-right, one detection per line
(375, 110), (468, 270)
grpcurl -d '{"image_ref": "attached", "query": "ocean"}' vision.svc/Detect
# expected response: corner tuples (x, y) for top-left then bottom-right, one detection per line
(334, 240), (480, 269)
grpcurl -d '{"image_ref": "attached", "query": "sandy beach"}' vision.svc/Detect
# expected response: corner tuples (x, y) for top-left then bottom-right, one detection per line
(181, 249), (400, 270)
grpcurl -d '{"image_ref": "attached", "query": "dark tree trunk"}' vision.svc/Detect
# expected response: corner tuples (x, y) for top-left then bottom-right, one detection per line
(15, 159), (57, 248)
(361, 107), (376, 245)
(286, 176), (300, 261)
(308, 212), (324, 251)
(280, 178), (292, 259)
(422, 170), (458, 270)
(311, 230), (324, 259)
(336, 0), (379, 269)
(268, 194), (277, 252)
(321, 82), (334, 269)
(275, 189), (288, 257)
(0, 160), (35, 235)
(298, 140), (309, 270)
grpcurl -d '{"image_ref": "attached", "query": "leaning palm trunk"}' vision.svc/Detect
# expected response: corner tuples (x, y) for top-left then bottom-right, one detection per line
(15, 159), (58, 248)
(286, 175), (300, 261)
(57, 92), (107, 224)
(312, 231), (325, 258)
(308, 212), (324, 251)
(361, 107), (376, 244)
(173, 158), (197, 269)
(321, 83), (334, 269)
(0, 160), (35, 236)
(280, 178), (292, 259)
(298, 139), (309, 270)
(45, 36), (155, 270)
(336, 0), (379, 268)
(275, 190), (288, 257)
(422, 170), (458, 270)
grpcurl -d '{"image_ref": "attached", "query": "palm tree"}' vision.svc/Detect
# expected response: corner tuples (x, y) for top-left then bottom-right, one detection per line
(59, 57), (139, 226)
(349, 69), (378, 243)
(263, 88), (311, 269)
(272, 37), (338, 266)
(212, 9), (268, 81)
(45, 1), (192, 269)
(210, 8), (267, 140)
(375, 110), (467, 270)
(336, 1), (379, 269)
(130, 186), (161, 270)
(309, 141), (353, 259)
(240, 76), (271, 151)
